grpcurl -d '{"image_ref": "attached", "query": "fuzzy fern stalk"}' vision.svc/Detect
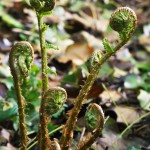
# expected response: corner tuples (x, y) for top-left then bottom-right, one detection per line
(76, 103), (105, 150)
(9, 42), (34, 150)
(39, 87), (67, 149)
(36, 11), (49, 150)
(29, 0), (56, 149)
(60, 7), (137, 149)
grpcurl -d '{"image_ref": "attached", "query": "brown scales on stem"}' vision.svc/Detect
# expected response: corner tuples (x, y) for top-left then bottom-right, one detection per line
(60, 7), (137, 150)
(9, 42), (34, 150)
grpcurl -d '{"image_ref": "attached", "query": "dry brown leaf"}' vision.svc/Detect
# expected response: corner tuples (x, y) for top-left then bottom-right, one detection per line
(100, 90), (122, 102)
(58, 41), (93, 65)
(113, 106), (144, 124)
(81, 31), (103, 51)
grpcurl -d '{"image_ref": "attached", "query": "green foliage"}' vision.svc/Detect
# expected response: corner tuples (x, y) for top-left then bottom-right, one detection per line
(102, 38), (113, 53)
(98, 62), (114, 78)
(44, 87), (67, 116)
(21, 65), (41, 103)
(5, 65), (41, 132)
(30, 0), (43, 11)
(0, 6), (24, 29)
(0, 98), (18, 121)
(86, 50), (104, 71)
(46, 43), (59, 50)
(9, 41), (34, 78)
(110, 7), (137, 40)
(85, 103), (104, 132)
(124, 75), (145, 89)
(9, 41), (34, 150)
(30, 0), (55, 15)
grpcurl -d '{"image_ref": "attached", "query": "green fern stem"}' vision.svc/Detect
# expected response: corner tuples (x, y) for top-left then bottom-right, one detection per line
(60, 38), (130, 150)
(76, 125), (103, 150)
(13, 76), (28, 150)
(9, 42), (34, 150)
(37, 13), (48, 96)
(60, 7), (137, 148)
(37, 13), (49, 150)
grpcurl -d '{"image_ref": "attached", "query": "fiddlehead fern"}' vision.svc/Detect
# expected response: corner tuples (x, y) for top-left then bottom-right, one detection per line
(85, 103), (104, 132)
(30, 0), (43, 12)
(86, 50), (104, 72)
(9, 41), (34, 150)
(60, 7), (137, 150)
(110, 7), (137, 41)
(30, 0), (55, 15)
(9, 42), (34, 78)
(38, 87), (67, 150)
(43, 87), (67, 116)
(76, 103), (105, 150)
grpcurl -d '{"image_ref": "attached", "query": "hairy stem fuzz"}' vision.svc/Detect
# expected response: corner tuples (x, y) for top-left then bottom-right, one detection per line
(9, 41), (34, 150)
(37, 13), (50, 150)
(60, 38), (130, 150)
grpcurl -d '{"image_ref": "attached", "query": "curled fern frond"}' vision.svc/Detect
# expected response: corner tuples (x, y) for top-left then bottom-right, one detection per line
(29, 0), (43, 11)
(85, 103), (104, 132)
(76, 103), (105, 150)
(9, 41), (34, 78)
(60, 7), (137, 150)
(30, 0), (55, 14)
(9, 41), (34, 150)
(110, 7), (137, 40)
(40, 0), (55, 13)
(86, 50), (104, 72)
(43, 87), (67, 116)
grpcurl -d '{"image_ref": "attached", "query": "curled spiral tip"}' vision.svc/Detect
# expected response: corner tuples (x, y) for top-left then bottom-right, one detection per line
(30, 0), (55, 13)
(44, 87), (67, 116)
(30, 0), (43, 11)
(110, 7), (137, 39)
(85, 103), (104, 132)
(41, 0), (55, 12)
(87, 50), (104, 72)
(9, 41), (34, 77)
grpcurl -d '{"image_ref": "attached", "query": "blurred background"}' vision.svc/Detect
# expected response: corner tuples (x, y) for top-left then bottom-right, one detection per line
(0, 0), (150, 150)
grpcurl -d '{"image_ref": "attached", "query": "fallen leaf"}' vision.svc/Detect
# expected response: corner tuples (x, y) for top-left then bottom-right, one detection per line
(113, 106), (144, 124)
(1, 129), (10, 141)
(58, 41), (93, 65)
(137, 90), (150, 111)
(100, 90), (122, 102)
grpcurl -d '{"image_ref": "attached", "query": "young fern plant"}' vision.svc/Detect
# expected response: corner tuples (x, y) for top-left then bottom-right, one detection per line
(29, 0), (60, 149)
(43, 87), (67, 150)
(9, 0), (65, 150)
(9, 42), (34, 150)
(60, 7), (137, 150)
(76, 103), (105, 150)
(9, 4), (137, 150)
